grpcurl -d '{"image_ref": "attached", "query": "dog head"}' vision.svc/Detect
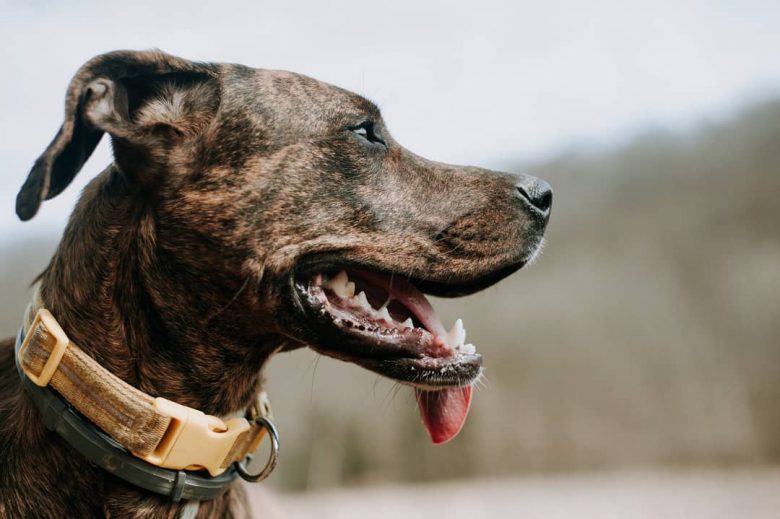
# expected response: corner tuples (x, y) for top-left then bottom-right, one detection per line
(18, 50), (551, 442)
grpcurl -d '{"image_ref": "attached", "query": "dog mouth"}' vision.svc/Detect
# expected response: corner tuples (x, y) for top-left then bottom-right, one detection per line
(293, 267), (485, 444)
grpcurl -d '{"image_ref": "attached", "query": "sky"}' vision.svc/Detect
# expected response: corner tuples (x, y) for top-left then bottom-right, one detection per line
(1, 0), (779, 237)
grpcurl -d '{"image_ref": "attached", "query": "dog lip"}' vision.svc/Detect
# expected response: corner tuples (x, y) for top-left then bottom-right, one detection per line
(413, 259), (529, 298)
(347, 353), (483, 389)
(293, 256), (527, 299)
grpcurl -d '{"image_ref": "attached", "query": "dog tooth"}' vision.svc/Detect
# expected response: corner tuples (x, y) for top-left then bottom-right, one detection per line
(345, 281), (356, 297)
(377, 306), (392, 322)
(461, 343), (476, 355)
(402, 318), (414, 329)
(327, 270), (349, 296)
(335, 270), (349, 285)
(457, 320), (466, 347)
(355, 291), (370, 310)
(444, 319), (465, 348)
(332, 285), (350, 298)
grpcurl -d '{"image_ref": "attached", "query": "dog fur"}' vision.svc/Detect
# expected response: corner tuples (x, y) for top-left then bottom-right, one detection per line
(0, 50), (550, 518)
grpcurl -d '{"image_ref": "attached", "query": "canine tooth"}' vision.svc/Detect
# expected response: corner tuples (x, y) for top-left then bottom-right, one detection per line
(326, 270), (350, 297)
(461, 343), (476, 354)
(444, 319), (465, 348)
(377, 306), (392, 322)
(345, 281), (356, 297)
(457, 321), (467, 347)
(402, 318), (414, 329)
(355, 291), (370, 310)
(332, 284), (351, 298)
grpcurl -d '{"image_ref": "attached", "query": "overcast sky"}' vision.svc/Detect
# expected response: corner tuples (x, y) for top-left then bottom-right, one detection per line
(2, 0), (779, 237)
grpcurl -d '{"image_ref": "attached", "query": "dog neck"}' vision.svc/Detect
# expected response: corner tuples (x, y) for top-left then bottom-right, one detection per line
(36, 165), (280, 417)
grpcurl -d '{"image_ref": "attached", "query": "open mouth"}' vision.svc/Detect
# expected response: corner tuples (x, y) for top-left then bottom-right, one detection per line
(294, 267), (485, 444)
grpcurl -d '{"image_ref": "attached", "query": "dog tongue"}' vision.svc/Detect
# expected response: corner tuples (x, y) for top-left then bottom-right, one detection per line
(415, 386), (473, 444)
(354, 270), (474, 444)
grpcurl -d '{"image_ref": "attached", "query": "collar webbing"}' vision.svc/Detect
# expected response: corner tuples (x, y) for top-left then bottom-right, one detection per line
(15, 308), (278, 501)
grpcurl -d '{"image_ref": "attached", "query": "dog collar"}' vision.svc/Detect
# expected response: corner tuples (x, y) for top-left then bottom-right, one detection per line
(15, 308), (279, 502)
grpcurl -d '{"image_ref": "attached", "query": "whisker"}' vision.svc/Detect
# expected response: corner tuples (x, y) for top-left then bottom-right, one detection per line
(205, 274), (252, 325)
(309, 354), (322, 403)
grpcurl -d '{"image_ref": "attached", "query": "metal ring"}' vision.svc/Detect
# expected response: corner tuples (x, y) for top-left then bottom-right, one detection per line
(236, 416), (280, 483)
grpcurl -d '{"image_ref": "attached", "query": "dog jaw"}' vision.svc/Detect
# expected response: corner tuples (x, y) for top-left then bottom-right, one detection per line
(288, 267), (488, 444)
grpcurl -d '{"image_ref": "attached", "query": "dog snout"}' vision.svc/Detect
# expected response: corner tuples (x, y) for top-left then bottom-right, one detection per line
(515, 176), (553, 216)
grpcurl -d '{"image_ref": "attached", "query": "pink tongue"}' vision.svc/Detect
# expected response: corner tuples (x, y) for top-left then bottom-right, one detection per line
(354, 271), (472, 444)
(415, 386), (473, 444)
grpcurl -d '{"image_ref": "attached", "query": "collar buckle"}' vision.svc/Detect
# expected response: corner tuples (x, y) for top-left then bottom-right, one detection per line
(134, 397), (251, 477)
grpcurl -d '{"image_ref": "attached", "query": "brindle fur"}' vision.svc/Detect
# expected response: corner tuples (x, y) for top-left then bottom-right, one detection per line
(0, 50), (550, 518)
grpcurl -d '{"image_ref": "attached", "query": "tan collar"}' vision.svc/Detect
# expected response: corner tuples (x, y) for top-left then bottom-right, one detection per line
(18, 307), (273, 478)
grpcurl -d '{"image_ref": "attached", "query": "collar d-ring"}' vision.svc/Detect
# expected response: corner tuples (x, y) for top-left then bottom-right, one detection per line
(236, 415), (280, 482)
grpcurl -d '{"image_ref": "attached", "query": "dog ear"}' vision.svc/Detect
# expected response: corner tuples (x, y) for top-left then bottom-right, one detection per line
(16, 50), (219, 221)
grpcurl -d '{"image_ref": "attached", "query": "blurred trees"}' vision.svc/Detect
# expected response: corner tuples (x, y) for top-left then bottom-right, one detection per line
(2, 99), (779, 491)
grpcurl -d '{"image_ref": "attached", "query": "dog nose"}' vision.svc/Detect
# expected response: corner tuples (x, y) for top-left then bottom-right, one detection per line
(515, 177), (552, 214)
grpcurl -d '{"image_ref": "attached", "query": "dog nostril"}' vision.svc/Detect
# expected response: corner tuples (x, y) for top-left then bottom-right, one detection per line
(516, 178), (553, 214)
(536, 188), (553, 212)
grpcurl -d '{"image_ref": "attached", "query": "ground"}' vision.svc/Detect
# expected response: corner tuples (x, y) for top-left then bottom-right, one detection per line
(248, 467), (780, 519)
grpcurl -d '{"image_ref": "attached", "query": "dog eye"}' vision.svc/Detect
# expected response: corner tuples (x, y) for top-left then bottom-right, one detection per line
(349, 121), (386, 146)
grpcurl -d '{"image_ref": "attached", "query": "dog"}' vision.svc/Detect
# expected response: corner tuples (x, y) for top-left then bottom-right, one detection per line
(0, 50), (551, 518)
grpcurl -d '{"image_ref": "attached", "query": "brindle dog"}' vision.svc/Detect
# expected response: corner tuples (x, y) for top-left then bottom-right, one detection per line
(0, 50), (551, 518)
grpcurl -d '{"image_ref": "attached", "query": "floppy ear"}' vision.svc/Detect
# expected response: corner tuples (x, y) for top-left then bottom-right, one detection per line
(16, 49), (218, 221)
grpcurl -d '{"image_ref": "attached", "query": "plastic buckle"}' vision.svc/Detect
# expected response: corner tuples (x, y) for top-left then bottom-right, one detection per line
(19, 309), (70, 387)
(134, 397), (251, 477)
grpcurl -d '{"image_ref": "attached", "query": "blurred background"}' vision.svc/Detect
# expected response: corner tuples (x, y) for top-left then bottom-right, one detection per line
(2, 1), (779, 517)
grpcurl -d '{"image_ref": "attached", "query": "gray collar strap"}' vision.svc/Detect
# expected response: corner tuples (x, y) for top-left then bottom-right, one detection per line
(15, 327), (239, 502)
